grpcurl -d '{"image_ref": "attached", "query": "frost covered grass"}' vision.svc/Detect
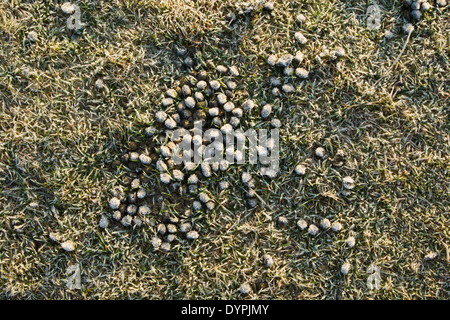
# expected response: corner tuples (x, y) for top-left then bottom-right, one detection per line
(0, 0), (448, 299)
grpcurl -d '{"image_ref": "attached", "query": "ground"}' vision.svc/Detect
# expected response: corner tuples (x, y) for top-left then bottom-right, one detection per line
(0, 0), (448, 299)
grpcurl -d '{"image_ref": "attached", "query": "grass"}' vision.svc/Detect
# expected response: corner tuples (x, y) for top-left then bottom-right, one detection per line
(0, 0), (448, 299)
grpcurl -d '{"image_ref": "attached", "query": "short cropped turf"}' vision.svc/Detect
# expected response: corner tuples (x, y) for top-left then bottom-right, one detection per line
(0, 0), (448, 299)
